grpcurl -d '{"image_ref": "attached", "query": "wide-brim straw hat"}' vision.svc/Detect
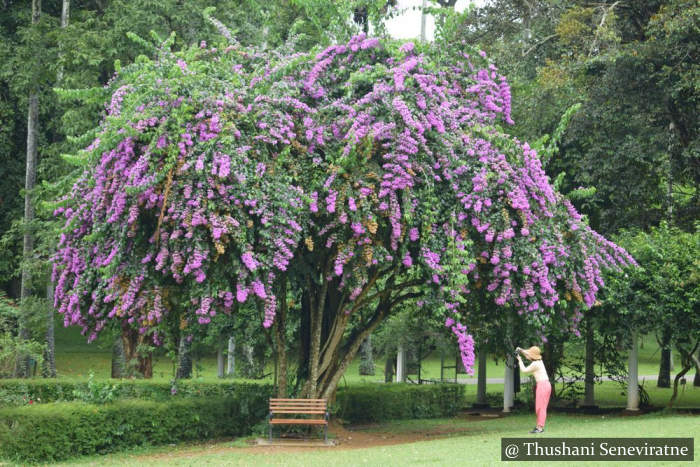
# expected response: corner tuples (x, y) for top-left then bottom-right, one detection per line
(522, 346), (542, 361)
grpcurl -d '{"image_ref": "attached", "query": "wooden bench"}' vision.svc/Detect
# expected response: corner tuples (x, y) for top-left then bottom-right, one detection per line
(268, 398), (329, 441)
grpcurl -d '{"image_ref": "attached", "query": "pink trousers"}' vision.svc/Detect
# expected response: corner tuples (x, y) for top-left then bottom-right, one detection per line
(535, 380), (551, 427)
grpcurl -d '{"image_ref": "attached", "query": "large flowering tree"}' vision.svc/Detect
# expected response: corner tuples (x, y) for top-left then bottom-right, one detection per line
(53, 33), (635, 397)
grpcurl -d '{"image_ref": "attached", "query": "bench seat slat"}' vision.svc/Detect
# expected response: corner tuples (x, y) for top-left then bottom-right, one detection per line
(270, 404), (326, 407)
(270, 398), (326, 401)
(270, 402), (327, 405)
(270, 404), (326, 409)
(270, 408), (327, 411)
(270, 405), (327, 409)
(270, 402), (327, 406)
(270, 419), (328, 425)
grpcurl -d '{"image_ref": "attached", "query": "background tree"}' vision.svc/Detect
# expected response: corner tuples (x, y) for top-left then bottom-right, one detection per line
(607, 223), (699, 407)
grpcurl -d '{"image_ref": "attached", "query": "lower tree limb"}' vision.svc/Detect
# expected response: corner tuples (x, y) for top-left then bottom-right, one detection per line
(669, 342), (699, 408)
(320, 295), (394, 400)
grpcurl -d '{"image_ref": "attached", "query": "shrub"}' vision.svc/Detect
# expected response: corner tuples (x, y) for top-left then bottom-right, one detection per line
(0, 393), (271, 463)
(0, 333), (45, 378)
(0, 380), (465, 462)
(0, 379), (273, 406)
(334, 383), (464, 424)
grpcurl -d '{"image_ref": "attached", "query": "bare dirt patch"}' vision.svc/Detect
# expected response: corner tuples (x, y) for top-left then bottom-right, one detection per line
(130, 411), (502, 462)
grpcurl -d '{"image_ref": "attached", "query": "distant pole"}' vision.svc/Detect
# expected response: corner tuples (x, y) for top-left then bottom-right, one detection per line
(226, 335), (235, 376)
(420, 0), (428, 42)
(503, 354), (514, 412)
(627, 329), (639, 411)
(396, 343), (405, 382)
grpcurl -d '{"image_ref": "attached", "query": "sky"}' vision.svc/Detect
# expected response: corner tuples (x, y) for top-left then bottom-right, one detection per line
(385, 0), (487, 41)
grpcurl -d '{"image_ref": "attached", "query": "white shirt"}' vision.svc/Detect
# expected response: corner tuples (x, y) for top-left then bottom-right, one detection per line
(518, 359), (549, 383)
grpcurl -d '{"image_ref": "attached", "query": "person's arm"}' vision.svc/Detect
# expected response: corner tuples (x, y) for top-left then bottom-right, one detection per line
(517, 355), (535, 374)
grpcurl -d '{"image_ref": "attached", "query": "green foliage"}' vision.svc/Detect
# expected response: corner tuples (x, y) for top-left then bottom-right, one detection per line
(0, 333), (45, 378)
(71, 372), (120, 404)
(454, 1), (699, 233)
(608, 223), (699, 343)
(0, 0), (398, 296)
(0, 396), (268, 463)
(334, 383), (464, 423)
(0, 379), (274, 406)
(0, 293), (45, 377)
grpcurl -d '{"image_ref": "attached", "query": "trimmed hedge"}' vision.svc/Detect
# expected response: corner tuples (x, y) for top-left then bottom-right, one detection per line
(0, 379), (274, 405)
(335, 383), (465, 423)
(0, 395), (270, 463)
(0, 380), (464, 462)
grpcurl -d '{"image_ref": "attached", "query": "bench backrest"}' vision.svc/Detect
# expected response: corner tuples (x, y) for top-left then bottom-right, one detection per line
(269, 398), (327, 415)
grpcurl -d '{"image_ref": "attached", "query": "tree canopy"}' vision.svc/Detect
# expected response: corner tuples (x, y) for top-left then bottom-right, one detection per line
(51, 31), (636, 397)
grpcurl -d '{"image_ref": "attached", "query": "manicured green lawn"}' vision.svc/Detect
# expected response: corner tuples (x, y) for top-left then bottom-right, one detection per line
(56, 412), (699, 466)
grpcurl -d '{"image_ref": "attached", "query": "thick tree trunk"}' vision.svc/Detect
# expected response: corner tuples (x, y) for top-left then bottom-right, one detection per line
(43, 282), (56, 377)
(121, 324), (153, 378)
(294, 270), (417, 399)
(306, 273), (329, 397)
(658, 347), (672, 388)
(657, 328), (672, 387)
(111, 335), (126, 378)
(626, 329), (639, 411)
(176, 335), (192, 379)
(359, 335), (375, 375)
(139, 354), (153, 378)
(583, 313), (596, 406)
(226, 335), (235, 376)
(15, 0), (41, 378)
(320, 293), (395, 400)
(384, 356), (394, 383)
(691, 349), (699, 387)
(475, 343), (488, 406)
(274, 278), (288, 397)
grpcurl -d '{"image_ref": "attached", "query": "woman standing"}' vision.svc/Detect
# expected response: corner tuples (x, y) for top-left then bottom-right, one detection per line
(516, 346), (551, 433)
